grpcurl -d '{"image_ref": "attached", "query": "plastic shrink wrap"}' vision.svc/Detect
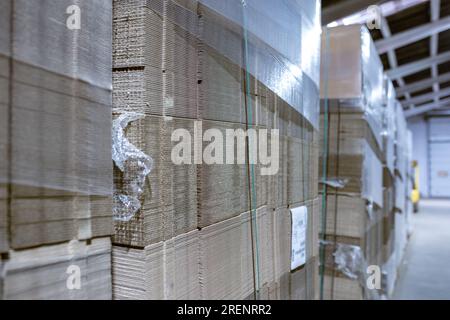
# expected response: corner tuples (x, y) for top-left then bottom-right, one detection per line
(112, 0), (322, 300)
(320, 25), (384, 150)
(319, 25), (385, 300)
(1, 0), (113, 300)
(380, 76), (396, 298)
(6, 0), (113, 249)
(393, 103), (410, 272)
(0, 0), (11, 254)
(382, 76), (396, 176)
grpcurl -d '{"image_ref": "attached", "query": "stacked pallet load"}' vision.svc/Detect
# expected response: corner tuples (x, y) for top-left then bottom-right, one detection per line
(0, 0), (11, 255)
(319, 25), (385, 300)
(380, 77), (397, 298)
(112, 0), (321, 300)
(1, 0), (113, 299)
(393, 103), (409, 270)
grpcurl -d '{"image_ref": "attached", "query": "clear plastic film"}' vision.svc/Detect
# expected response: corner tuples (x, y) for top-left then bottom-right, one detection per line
(327, 241), (381, 300)
(145, 0), (321, 128)
(0, 1), (10, 56)
(381, 253), (397, 297)
(9, 0), (113, 196)
(320, 25), (384, 149)
(382, 76), (396, 174)
(395, 101), (408, 179)
(396, 176), (406, 211)
(112, 113), (153, 222)
(333, 243), (363, 280)
(0, 0), (11, 192)
(13, 0), (112, 90)
(362, 143), (383, 208)
(320, 178), (349, 189)
(366, 201), (374, 221)
(406, 129), (413, 177)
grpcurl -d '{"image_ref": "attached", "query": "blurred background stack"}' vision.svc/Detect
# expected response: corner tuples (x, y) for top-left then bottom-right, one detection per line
(380, 76), (397, 298)
(318, 23), (414, 300)
(111, 0), (321, 300)
(0, 0), (113, 299)
(393, 102), (412, 277)
(319, 25), (394, 300)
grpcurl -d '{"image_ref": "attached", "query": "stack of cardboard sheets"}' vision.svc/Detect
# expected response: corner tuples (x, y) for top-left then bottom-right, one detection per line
(112, 0), (321, 300)
(1, 0), (113, 299)
(0, 0), (10, 254)
(319, 25), (385, 300)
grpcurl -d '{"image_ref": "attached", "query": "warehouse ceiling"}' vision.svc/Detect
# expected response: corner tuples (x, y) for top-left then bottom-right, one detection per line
(322, 0), (450, 118)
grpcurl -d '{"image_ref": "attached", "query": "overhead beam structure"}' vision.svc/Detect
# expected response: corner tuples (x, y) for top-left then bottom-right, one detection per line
(396, 72), (450, 96)
(387, 51), (450, 79)
(405, 97), (450, 118)
(430, 0), (441, 108)
(375, 15), (450, 54)
(401, 87), (450, 107)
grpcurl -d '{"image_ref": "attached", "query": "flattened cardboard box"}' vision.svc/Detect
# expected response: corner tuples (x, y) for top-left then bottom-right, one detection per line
(113, 207), (273, 300)
(113, 230), (200, 300)
(113, 0), (198, 119)
(3, 238), (112, 300)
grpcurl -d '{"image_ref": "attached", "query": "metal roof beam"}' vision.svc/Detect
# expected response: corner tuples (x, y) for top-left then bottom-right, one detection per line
(397, 72), (450, 96)
(430, 0), (441, 105)
(401, 87), (450, 107)
(426, 108), (450, 116)
(380, 16), (413, 106)
(387, 51), (450, 79)
(405, 98), (450, 117)
(375, 15), (450, 54)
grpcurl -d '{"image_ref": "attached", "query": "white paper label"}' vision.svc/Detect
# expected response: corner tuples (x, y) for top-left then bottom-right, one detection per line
(290, 206), (308, 270)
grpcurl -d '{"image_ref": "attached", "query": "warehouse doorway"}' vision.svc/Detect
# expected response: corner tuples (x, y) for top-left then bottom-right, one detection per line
(428, 117), (450, 198)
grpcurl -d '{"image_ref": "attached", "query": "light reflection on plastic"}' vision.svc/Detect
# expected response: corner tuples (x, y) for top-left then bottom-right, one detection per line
(274, 64), (302, 100)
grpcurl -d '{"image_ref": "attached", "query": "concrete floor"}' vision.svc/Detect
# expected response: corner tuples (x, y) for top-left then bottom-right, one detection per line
(394, 199), (450, 300)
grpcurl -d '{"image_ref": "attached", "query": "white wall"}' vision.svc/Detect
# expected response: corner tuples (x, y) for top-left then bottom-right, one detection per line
(407, 116), (429, 198)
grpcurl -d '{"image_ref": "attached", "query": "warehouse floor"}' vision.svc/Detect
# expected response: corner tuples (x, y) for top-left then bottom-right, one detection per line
(394, 199), (450, 300)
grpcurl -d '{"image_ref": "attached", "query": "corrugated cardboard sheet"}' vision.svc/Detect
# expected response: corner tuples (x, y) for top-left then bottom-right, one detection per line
(1, 0), (113, 300)
(3, 0), (113, 250)
(3, 238), (112, 300)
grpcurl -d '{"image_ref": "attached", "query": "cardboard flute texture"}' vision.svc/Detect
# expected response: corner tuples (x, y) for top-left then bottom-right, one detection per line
(2, 238), (112, 300)
(0, 0), (11, 254)
(113, 231), (200, 300)
(112, 199), (320, 300)
(0, 0), (114, 300)
(4, 0), (113, 250)
(319, 114), (385, 299)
